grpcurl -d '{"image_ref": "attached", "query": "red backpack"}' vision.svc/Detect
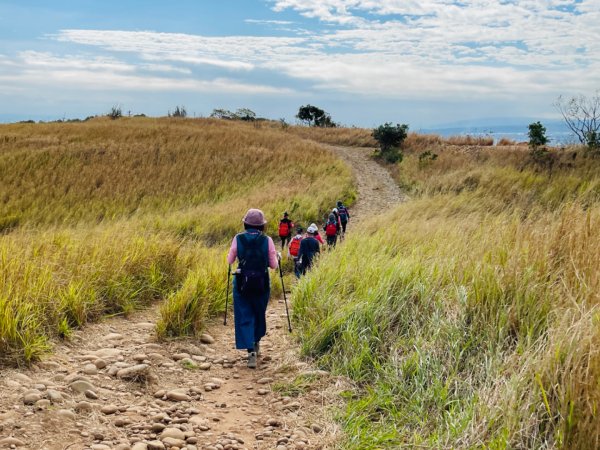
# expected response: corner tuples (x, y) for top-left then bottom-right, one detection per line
(325, 222), (337, 237)
(289, 236), (302, 257)
(278, 221), (290, 237)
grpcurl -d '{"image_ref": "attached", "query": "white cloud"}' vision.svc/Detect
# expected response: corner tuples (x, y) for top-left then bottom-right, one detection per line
(0, 51), (292, 95)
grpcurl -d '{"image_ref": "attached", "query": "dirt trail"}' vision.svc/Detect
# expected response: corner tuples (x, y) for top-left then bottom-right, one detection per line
(0, 146), (403, 450)
(327, 146), (405, 223)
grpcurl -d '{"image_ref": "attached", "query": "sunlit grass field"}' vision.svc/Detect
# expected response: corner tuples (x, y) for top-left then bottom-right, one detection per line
(0, 117), (353, 364)
(293, 142), (600, 448)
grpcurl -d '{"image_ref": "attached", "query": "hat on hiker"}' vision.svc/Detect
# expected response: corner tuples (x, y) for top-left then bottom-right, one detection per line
(296, 226), (304, 234)
(332, 208), (338, 214)
(307, 224), (318, 234)
(328, 213), (336, 221)
(243, 208), (267, 226)
(337, 200), (343, 207)
(283, 211), (289, 217)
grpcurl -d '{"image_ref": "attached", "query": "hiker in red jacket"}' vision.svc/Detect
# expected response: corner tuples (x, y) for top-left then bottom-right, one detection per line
(324, 213), (338, 248)
(288, 226), (304, 278)
(278, 212), (294, 251)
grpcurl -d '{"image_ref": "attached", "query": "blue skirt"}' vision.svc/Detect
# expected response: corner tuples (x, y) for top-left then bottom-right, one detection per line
(232, 277), (270, 350)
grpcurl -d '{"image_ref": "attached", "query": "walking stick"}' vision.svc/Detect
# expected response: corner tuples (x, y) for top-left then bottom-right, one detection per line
(224, 264), (231, 326)
(278, 256), (293, 333)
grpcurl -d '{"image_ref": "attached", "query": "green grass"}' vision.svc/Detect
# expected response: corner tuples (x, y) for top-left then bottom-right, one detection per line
(293, 145), (600, 448)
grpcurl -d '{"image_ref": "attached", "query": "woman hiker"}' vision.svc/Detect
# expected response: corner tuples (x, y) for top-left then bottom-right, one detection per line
(227, 208), (279, 368)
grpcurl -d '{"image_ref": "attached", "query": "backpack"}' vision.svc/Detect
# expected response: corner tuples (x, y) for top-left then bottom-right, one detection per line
(235, 233), (268, 295)
(278, 221), (290, 237)
(338, 207), (348, 222)
(325, 222), (337, 237)
(289, 236), (302, 257)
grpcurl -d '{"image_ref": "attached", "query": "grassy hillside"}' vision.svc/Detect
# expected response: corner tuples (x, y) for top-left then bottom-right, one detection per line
(0, 118), (353, 364)
(293, 142), (600, 448)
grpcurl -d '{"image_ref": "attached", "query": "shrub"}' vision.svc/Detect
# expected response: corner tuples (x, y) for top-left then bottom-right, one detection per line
(108, 105), (122, 120)
(372, 123), (409, 163)
(528, 121), (548, 148)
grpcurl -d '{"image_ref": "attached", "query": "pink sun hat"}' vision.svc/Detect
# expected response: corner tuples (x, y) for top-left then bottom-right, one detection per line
(242, 208), (267, 226)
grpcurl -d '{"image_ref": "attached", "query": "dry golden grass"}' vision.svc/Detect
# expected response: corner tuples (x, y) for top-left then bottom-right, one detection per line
(294, 138), (600, 448)
(283, 124), (376, 147)
(0, 117), (353, 363)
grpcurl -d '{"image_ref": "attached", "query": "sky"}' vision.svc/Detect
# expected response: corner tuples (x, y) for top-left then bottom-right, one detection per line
(0, 0), (598, 128)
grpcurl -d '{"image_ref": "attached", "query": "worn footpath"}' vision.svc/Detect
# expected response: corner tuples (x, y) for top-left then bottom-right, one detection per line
(0, 145), (403, 450)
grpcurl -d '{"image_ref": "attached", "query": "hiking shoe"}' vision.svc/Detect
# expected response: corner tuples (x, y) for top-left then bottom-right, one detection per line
(247, 352), (257, 369)
(254, 341), (261, 357)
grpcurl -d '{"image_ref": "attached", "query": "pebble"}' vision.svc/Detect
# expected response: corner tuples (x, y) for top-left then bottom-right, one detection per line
(131, 444), (148, 450)
(70, 380), (96, 394)
(198, 363), (212, 371)
(257, 377), (273, 385)
(47, 389), (64, 403)
(56, 409), (77, 420)
(83, 363), (98, 375)
(172, 353), (190, 361)
(132, 353), (148, 362)
(101, 404), (119, 415)
(92, 348), (122, 359)
(85, 389), (99, 400)
(311, 423), (323, 433)
(91, 445), (111, 450)
(23, 390), (42, 405)
(13, 373), (33, 384)
(75, 401), (94, 412)
(257, 389), (269, 396)
(161, 437), (186, 447)
(146, 441), (165, 450)
(200, 334), (215, 344)
(117, 364), (150, 380)
(94, 358), (108, 369)
(166, 389), (191, 402)
(104, 332), (124, 340)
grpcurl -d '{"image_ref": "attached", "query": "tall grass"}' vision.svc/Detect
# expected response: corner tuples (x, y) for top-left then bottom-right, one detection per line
(0, 118), (353, 364)
(293, 144), (600, 448)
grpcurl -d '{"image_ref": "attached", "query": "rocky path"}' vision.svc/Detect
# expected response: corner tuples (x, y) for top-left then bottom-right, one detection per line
(327, 145), (405, 223)
(0, 305), (338, 450)
(0, 146), (402, 450)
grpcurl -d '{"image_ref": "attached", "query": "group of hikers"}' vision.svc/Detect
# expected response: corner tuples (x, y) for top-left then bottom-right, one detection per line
(226, 201), (351, 368)
(278, 201), (351, 277)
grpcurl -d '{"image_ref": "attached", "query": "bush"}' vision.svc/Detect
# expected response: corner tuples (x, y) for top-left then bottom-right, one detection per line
(528, 121), (548, 148)
(372, 123), (409, 163)
(296, 105), (336, 128)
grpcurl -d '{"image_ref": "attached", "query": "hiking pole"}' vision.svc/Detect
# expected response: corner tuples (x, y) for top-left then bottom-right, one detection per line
(224, 264), (231, 326)
(278, 256), (293, 333)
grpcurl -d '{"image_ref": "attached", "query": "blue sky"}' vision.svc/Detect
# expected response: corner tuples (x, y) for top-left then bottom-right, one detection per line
(0, 0), (598, 128)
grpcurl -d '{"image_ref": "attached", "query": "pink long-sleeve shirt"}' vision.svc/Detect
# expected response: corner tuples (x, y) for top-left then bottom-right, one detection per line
(227, 233), (278, 269)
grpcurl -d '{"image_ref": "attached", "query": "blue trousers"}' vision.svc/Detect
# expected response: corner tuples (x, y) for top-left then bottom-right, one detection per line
(232, 277), (270, 350)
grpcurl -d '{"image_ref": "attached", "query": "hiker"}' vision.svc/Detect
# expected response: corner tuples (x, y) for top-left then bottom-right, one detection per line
(309, 222), (324, 245)
(324, 213), (338, 248)
(332, 208), (342, 240)
(298, 225), (320, 276)
(288, 226), (304, 278)
(278, 212), (294, 251)
(337, 201), (350, 234)
(227, 208), (278, 369)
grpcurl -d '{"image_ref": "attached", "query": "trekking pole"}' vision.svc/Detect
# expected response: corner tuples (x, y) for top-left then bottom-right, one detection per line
(224, 264), (231, 326)
(278, 256), (293, 333)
